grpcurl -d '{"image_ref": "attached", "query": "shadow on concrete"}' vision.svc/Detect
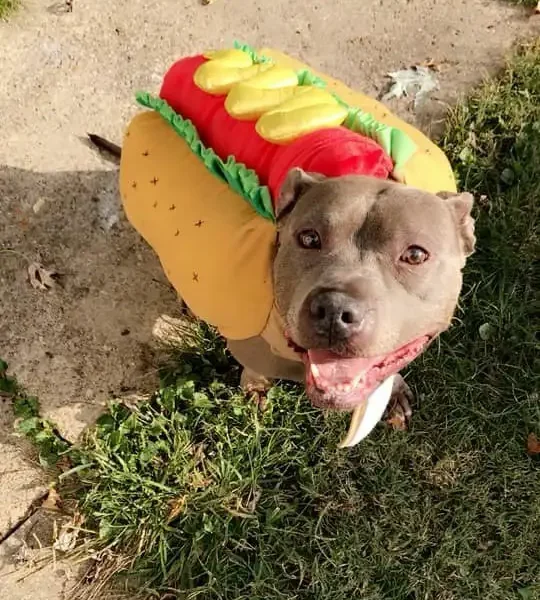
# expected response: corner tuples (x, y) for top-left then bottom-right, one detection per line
(0, 164), (180, 445)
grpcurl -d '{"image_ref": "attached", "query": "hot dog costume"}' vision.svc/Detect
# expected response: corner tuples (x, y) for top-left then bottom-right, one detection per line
(120, 43), (456, 364)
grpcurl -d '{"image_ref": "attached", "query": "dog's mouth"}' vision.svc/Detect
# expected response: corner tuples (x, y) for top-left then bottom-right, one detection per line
(288, 336), (432, 410)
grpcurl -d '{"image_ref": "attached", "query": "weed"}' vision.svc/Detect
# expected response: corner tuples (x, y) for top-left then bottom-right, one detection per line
(1, 359), (71, 467)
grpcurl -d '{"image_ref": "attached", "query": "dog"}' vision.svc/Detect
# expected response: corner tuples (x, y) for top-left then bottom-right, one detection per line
(88, 47), (475, 432)
(90, 129), (474, 428)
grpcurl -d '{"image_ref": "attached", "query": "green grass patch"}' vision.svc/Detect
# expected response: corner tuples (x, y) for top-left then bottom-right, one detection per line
(0, 0), (19, 19)
(13, 42), (540, 599)
(1, 359), (70, 467)
(510, 0), (537, 7)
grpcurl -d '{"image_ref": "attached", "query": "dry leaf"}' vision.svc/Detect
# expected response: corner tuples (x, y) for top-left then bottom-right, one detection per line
(54, 528), (79, 552)
(535, 1), (540, 14)
(32, 198), (47, 214)
(246, 489), (262, 513)
(419, 58), (455, 72)
(28, 262), (60, 290)
(42, 487), (63, 511)
(167, 495), (187, 522)
(527, 433), (540, 455)
(189, 470), (212, 490)
(383, 66), (439, 109)
(53, 515), (84, 553)
(55, 531), (73, 553)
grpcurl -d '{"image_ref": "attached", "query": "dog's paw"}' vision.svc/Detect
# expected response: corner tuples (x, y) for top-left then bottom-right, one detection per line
(240, 368), (272, 411)
(384, 374), (414, 431)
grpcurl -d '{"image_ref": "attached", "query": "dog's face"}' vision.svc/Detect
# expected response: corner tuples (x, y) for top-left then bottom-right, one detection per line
(273, 169), (475, 410)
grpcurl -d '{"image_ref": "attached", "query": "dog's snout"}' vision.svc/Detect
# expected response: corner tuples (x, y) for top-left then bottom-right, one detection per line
(309, 291), (364, 339)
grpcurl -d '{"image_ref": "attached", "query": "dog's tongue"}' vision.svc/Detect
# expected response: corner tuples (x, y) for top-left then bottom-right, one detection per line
(307, 349), (381, 388)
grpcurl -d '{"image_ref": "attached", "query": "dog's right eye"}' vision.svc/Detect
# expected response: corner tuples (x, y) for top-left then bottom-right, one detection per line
(297, 229), (321, 250)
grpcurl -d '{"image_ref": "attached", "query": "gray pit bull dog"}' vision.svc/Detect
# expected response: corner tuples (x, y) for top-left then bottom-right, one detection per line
(89, 132), (475, 440)
(228, 169), (475, 426)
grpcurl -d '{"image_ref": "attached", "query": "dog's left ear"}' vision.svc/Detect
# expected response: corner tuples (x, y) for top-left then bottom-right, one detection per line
(276, 168), (326, 221)
(438, 191), (476, 256)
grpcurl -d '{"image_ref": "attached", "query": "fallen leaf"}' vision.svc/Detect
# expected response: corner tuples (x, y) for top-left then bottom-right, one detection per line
(419, 58), (455, 72)
(53, 515), (84, 553)
(458, 146), (474, 164)
(420, 59), (438, 70)
(535, 1), (539, 14)
(419, 58), (442, 72)
(527, 433), (540, 455)
(28, 262), (60, 290)
(201, 0), (216, 4)
(246, 489), (262, 513)
(167, 495), (187, 522)
(42, 487), (63, 511)
(383, 66), (439, 109)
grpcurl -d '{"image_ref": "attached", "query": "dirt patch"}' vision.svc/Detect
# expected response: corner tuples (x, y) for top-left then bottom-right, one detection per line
(0, 509), (78, 600)
(0, 166), (179, 441)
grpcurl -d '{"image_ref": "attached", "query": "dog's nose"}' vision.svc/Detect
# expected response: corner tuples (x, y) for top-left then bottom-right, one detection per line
(309, 291), (364, 339)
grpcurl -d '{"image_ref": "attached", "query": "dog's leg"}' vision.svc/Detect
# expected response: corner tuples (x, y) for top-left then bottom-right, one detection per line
(227, 336), (304, 382)
(228, 336), (304, 409)
(239, 367), (272, 410)
(384, 373), (414, 430)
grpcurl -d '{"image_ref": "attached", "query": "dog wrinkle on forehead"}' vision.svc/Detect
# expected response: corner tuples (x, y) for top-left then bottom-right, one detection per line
(298, 180), (375, 224)
(363, 193), (457, 250)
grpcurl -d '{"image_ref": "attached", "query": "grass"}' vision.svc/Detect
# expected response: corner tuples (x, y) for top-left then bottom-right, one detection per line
(10, 41), (540, 600)
(1, 360), (70, 467)
(0, 0), (19, 19)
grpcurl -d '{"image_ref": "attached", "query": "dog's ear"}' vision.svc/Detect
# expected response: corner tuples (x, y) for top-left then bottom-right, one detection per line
(276, 168), (325, 221)
(438, 191), (476, 256)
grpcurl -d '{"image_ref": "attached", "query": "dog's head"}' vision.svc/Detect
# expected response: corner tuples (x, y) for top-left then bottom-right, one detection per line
(273, 168), (475, 410)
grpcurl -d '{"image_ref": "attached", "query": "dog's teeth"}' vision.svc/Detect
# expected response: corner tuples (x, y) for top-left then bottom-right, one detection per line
(334, 384), (352, 394)
(352, 374), (364, 387)
(310, 363), (320, 379)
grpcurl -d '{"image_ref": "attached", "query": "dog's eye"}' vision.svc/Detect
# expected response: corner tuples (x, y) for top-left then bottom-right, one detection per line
(400, 245), (429, 265)
(297, 229), (321, 250)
